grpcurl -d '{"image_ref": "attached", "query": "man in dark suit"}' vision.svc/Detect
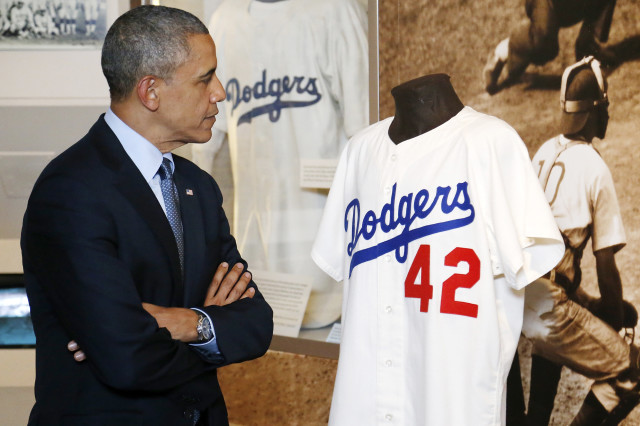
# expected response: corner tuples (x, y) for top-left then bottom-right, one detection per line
(21, 5), (273, 425)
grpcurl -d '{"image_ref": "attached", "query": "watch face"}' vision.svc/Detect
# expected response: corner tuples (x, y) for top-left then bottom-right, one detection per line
(202, 316), (213, 340)
(198, 313), (213, 341)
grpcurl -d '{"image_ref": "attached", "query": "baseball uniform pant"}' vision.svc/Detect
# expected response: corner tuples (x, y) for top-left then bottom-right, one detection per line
(522, 277), (631, 410)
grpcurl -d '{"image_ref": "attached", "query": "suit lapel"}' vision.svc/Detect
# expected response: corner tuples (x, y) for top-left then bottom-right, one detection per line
(173, 168), (207, 307)
(91, 117), (184, 294)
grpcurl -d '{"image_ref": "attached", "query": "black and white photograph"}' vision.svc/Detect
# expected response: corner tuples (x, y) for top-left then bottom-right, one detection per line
(0, 0), (108, 48)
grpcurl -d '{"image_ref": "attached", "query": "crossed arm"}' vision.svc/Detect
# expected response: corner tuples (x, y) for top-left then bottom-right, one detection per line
(68, 261), (254, 361)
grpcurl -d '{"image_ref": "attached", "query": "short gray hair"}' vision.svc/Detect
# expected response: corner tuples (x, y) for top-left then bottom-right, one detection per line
(101, 5), (209, 102)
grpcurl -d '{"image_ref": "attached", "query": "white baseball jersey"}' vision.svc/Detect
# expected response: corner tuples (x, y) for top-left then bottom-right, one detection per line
(194, 0), (369, 327)
(532, 135), (626, 289)
(312, 107), (564, 425)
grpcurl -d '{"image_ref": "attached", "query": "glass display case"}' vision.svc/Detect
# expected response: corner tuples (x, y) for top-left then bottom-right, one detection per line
(0, 0), (379, 359)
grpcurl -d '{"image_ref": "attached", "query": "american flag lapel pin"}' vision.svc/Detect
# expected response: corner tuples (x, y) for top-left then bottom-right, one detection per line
(186, 189), (194, 196)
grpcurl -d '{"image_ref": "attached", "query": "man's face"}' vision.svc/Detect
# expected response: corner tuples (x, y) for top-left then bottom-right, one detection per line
(157, 34), (226, 145)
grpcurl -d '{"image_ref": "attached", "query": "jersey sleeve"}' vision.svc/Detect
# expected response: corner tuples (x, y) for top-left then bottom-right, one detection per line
(477, 126), (564, 290)
(590, 160), (626, 253)
(311, 144), (350, 282)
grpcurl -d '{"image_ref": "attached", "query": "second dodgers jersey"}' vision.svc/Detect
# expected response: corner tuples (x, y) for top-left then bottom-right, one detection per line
(312, 106), (564, 425)
(196, 0), (369, 327)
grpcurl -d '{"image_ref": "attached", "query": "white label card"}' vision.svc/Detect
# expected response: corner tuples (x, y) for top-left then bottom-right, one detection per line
(299, 158), (339, 189)
(252, 270), (312, 338)
(326, 322), (342, 344)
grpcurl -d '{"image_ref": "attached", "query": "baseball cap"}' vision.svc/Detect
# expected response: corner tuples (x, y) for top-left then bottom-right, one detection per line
(559, 57), (608, 136)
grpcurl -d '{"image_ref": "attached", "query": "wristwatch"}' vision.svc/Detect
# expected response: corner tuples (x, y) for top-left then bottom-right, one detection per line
(195, 311), (213, 342)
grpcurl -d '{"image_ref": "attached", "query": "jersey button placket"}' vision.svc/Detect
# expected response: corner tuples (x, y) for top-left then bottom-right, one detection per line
(377, 145), (402, 424)
(377, 269), (397, 413)
(377, 244), (396, 424)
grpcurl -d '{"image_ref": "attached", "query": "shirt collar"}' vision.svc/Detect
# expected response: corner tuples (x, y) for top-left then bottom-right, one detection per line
(558, 134), (572, 145)
(104, 108), (174, 182)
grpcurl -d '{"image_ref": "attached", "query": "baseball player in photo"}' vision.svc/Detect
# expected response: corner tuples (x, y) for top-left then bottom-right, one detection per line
(483, 0), (617, 94)
(523, 56), (639, 425)
(83, 0), (100, 37)
(57, 0), (77, 35)
(312, 74), (564, 425)
(7, 0), (35, 37)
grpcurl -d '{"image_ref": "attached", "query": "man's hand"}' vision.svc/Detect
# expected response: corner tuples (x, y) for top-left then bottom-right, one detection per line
(141, 303), (199, 342)
(204, 262), (255, 306)
(68, 340), (85, 362)
(587, 298), (638, 332)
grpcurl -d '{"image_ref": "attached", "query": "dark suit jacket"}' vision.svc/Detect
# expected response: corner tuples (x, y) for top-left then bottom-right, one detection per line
(21, 116), (274, 426)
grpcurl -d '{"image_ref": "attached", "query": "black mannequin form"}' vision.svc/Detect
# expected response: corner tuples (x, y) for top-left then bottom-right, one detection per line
(388, 73), (464, 144)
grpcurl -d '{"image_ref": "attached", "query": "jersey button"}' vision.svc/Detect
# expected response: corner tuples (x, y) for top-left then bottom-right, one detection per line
(385, 414), (393, 421)
(391, 154), (397, 161)
(385, 306), (392, 313)
(385, 255), (391, 262)
(384, 186), (391, 193)
(385, 359), (392, 367)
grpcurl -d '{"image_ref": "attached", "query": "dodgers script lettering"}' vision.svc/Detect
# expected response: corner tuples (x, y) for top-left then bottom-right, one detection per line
(226, 70), (322, 125)
(344, 182), (475, 277)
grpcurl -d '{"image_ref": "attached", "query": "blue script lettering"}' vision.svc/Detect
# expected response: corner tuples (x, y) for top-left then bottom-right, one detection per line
(344, 182), (475, 277)
(225, 70), (322, 125)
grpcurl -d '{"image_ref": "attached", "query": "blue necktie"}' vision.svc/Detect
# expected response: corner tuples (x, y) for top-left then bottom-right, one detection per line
(158, 158), (184, 273)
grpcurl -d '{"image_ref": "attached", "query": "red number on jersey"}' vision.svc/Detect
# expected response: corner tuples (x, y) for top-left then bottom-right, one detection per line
(404, 245), (480, 317)
(404, 245), (433, 312)
(441, 247), (480, 318)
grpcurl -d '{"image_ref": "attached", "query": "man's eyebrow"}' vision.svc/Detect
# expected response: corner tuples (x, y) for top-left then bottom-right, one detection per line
(199, 68), (216, 80)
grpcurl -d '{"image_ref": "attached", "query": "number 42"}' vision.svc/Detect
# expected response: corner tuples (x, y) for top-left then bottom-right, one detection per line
(404, 245), (480, 318)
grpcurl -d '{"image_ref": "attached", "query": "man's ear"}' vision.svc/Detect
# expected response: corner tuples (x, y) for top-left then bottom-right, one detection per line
(137, 76), (160, 111)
